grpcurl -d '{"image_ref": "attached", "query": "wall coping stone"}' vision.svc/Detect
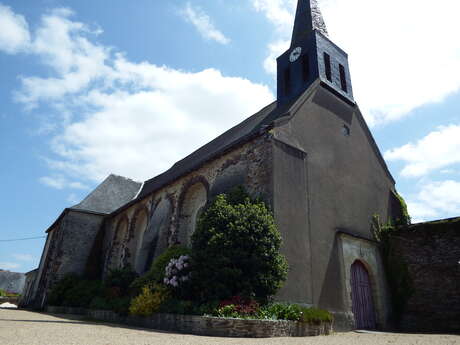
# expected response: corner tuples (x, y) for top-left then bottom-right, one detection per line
(45, 306), (333, 337)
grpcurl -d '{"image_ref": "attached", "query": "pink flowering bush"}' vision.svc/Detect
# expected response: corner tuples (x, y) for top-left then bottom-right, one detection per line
(163, 255), (191, 290)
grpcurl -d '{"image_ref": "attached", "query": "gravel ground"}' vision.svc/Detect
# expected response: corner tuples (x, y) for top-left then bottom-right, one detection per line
(0, 309), (458, 345)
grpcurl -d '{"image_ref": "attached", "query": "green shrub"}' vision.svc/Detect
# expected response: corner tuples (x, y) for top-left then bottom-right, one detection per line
(0, 289), (6, 297)
(190, 189), (288, 303)
(131, 245), (191, 291)
(62, 279), (104, 308)
(129, 284), (170, 316)
(89, 295), (131, 315)
(47, 274), (81, 306)
(104, 266), (138, 297)
(213, 296), (260, 318)
(159, 298), (195, 315)
(258, 303), (333, 324)
(394, 192), (411, 226)
(89, 296), (111, 310)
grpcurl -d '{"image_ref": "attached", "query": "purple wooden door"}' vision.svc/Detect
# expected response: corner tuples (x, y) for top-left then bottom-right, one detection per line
(351, 261), (376, 329)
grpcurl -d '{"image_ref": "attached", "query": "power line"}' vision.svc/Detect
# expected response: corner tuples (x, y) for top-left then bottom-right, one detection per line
(0, 236), (46, 242)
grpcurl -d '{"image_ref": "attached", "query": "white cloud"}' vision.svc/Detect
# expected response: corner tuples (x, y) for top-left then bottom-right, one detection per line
(9, 7), (272, 184)
(251, 0), (295, 34)
(12, 254), (34, 262)
(0, 3), (30, 54)
(252, 0), (460, 125)
(407, 180), (460, 223)
(14, 8), (110, 109)
(250, 0), (294, 75)
(263, 40), (289, 76)
(385, 125), (460, 177)
(0, 262), (20, 270)
(67, 193), (80, 204)
(39, 175), (89, 190)
(181, 3), (230, 45)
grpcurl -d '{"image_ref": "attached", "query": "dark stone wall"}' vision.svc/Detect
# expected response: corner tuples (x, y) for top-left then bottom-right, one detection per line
(101, 134), (274, 276)
(46, 306), (333, 337)
(31, 211), (105, 308)
(389, 218), (460, 332)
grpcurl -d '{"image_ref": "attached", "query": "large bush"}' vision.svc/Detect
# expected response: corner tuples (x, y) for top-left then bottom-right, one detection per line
(190, 189), (288, 302)
(48, 267), (138, 313)
(131, 245), (190, 292)
(62, 279), (104, 307)
(47, 274), (81, 306)
(129, 284), (170, 316)
(104, 266), (138, 298)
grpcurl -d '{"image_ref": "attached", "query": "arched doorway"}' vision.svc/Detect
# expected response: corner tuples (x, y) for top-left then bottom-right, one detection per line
(351, 260), (376, 329)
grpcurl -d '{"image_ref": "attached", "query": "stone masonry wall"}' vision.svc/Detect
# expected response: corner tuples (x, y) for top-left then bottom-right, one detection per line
(102, 134), (273, 275)
(389, 217), (460, 332)
(46, 306), (332, 337)
(34, 211), (105, 308)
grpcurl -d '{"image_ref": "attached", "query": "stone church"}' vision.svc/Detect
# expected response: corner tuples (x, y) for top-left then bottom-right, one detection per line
(22, 0), (403, 331)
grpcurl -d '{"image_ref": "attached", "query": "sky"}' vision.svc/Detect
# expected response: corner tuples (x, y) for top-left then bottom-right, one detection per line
(0, 0), (459, 273)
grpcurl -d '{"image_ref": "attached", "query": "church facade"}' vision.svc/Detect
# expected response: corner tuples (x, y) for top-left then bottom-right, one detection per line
(22, 0), (402, 331)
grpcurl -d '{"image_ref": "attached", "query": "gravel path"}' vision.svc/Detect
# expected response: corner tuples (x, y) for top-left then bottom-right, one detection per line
(0, 309), (458, 345)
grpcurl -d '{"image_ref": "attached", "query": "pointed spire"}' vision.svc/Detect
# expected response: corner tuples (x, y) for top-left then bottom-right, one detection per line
(291, 0), (328, 47)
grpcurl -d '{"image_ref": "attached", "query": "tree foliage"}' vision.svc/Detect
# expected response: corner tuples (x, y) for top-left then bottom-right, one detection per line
(190, 188), (288, 303)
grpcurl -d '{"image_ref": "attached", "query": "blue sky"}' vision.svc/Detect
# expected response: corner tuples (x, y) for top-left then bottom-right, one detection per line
(1, 0), (459, 273)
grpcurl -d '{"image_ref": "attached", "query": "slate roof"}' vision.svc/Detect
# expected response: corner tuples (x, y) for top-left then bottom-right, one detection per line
(109, 81), (394, 217)
(72, 174), (142, 214)
(291, 0), (328, 48)
(136, 99), (296, 200)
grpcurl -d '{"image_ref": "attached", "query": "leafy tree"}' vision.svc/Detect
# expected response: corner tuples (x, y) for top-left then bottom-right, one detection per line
(190, 188), (288, 303)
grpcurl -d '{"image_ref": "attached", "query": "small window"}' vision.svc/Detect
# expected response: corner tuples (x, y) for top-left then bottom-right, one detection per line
(284, 67), (291, 96)
(324, 52), (332, 82)
(342, 125), (350, 136)
(302, 55), (309, 82)
(339, 64), (347, 92)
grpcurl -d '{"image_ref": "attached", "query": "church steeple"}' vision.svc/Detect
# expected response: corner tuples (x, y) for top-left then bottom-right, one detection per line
(291, 0), (328, 47)
(277, 0), (354, 105)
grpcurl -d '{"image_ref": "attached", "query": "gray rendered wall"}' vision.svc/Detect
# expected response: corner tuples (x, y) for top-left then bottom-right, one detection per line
(57, 211), (105, 277)
(32, 211), (104, 308)
(272, 140), (312, 304)
(272, 83), (394, 325)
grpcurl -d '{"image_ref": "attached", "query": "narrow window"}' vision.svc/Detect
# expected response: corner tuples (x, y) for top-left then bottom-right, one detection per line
(342, 124), (350, 136)
(284, 67), (291, 96)
(339, 64), (348, 92)
(324, 52), (332, 82)
(302, 55), (309, 82)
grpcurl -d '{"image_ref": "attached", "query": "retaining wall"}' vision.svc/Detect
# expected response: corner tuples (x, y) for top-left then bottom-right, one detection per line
(46, 306), (332, 337)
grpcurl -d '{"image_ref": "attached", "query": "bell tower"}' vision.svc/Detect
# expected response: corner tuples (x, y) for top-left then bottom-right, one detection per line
(277, 0), (354, 105)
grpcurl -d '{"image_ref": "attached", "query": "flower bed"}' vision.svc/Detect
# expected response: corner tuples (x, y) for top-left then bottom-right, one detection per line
(46, 306), (333, 337)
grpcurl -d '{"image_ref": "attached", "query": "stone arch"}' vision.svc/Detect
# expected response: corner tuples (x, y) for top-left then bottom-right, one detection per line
(135, 197), (173, 273)
(111, 216), (129, 269)
(177, 177), (209, 247)
(338, 233), (390, 330)
(350, 259), (377, 329)
(128, 207), (149, 273)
